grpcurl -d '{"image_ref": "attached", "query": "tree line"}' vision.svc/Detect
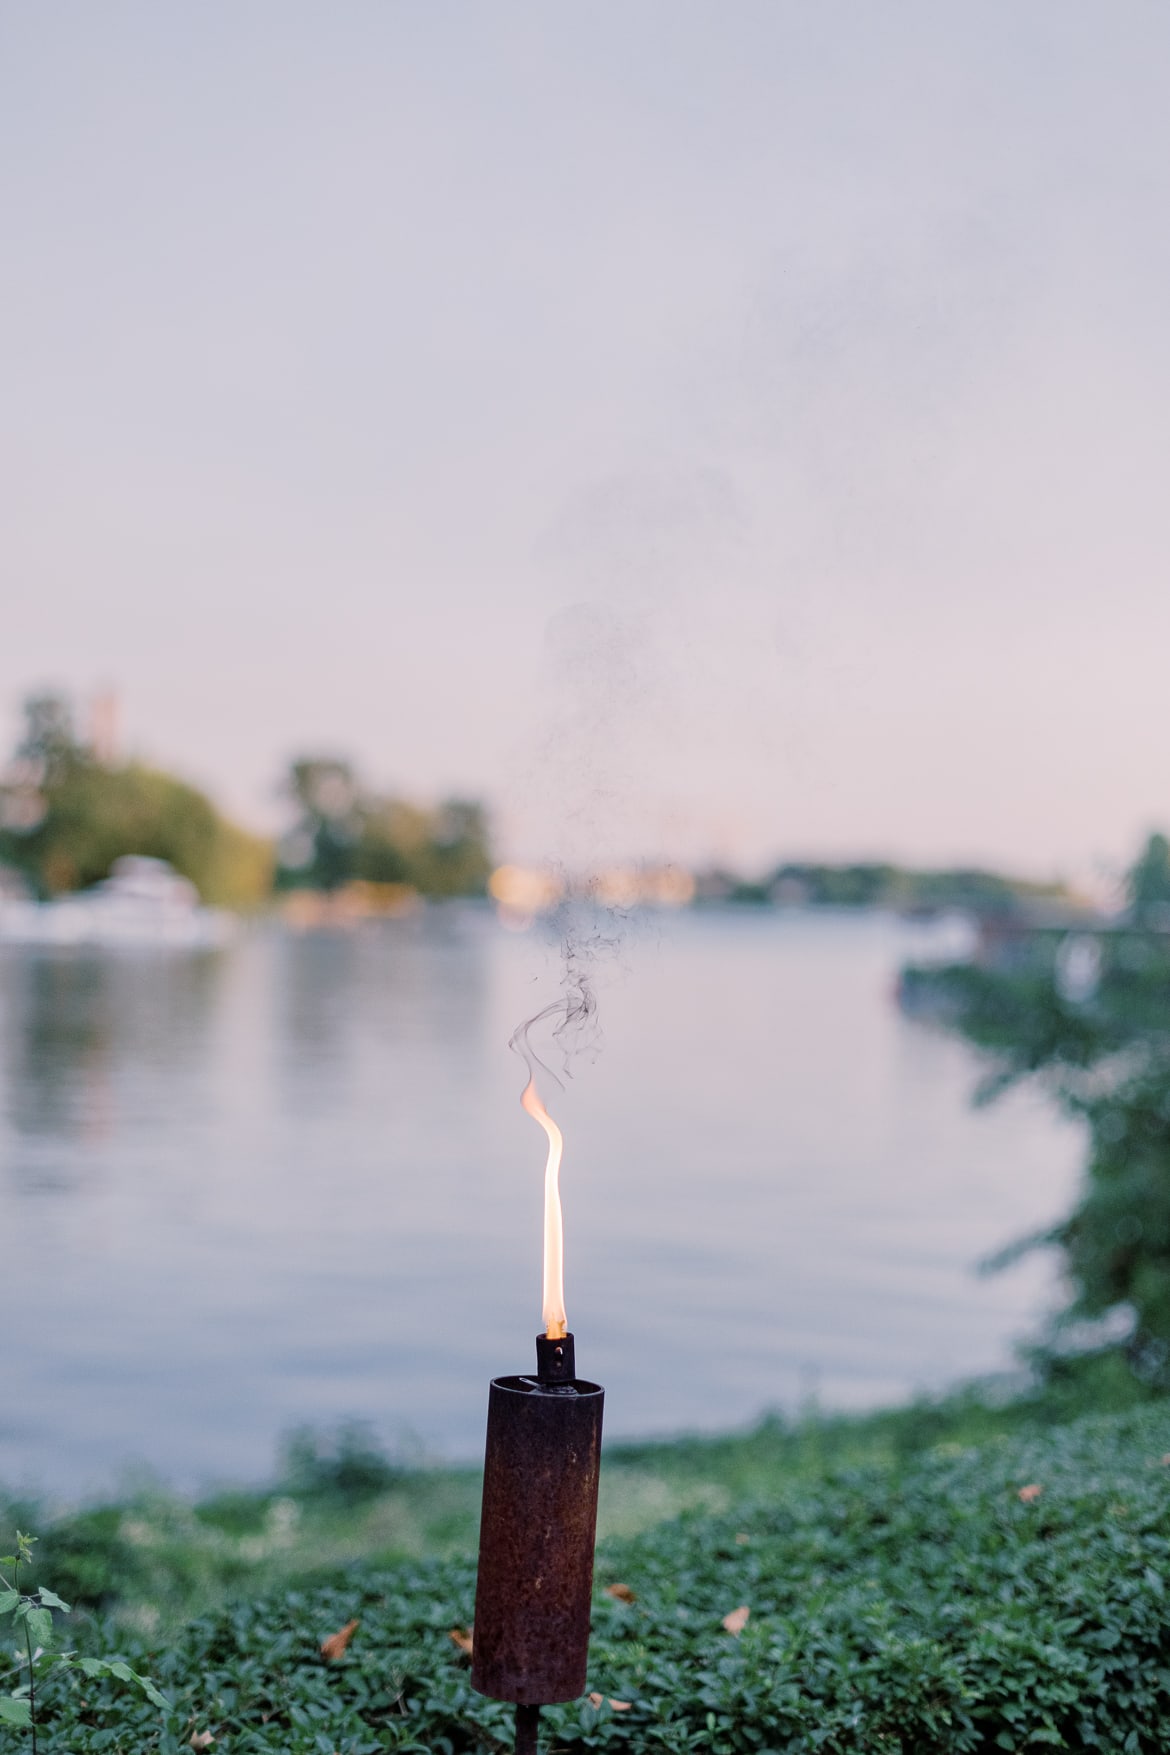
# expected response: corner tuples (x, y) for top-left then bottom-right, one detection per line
(712, 860), (1071, 913)
(0, 693), (491, 908)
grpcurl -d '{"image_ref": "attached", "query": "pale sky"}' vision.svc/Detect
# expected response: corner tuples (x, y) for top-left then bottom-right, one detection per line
(3, 3), (1169, 880)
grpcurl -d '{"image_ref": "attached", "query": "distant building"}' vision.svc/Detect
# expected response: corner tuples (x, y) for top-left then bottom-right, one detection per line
(90, 690), (121, 767)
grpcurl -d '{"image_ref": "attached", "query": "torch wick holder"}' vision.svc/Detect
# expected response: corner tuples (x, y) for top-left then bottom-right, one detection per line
(472, 1333), (604, 1717)
(533, 1330), (575, 1387)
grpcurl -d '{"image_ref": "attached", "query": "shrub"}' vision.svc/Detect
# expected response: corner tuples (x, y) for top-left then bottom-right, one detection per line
(27, 1404), (1170, 1753)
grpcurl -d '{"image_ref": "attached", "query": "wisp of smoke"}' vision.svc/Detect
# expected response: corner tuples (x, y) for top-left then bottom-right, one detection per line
(508, 884), (631, 1087)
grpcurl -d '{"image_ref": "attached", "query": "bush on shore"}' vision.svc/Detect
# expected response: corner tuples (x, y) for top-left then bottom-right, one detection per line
(23, 1403), (1170, 1753)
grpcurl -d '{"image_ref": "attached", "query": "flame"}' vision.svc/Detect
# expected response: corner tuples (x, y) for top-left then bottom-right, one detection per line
(520, 1074), (567, 1339)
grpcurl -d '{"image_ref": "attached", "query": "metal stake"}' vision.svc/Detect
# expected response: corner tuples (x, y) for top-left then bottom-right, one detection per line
(515, 1701), (540, 1755)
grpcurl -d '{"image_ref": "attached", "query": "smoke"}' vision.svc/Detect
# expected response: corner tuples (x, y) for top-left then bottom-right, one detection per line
(503, 591), (661, 1082)
(504, 461), (770, 1071)
(508, 885), (628, 1089)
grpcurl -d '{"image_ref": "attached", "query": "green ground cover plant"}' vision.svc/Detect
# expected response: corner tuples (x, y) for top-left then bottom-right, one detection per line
(0, 1531), (166, 1750)
(15, 1403), (1170, 1754)
(8, 1364), (1150, 1635)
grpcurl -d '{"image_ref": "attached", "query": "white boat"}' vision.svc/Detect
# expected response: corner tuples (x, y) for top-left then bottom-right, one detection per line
(0, 856), (235, 949)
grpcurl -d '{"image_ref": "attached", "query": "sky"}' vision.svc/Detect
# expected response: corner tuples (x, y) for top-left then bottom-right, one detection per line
(3, 3), (1169, 881)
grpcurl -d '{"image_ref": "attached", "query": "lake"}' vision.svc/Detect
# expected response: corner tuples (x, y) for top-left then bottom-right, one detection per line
(0, 907), (1079, 1497)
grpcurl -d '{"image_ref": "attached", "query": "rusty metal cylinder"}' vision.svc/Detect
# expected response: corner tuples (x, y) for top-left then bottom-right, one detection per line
(472, 1335), (604, 1706)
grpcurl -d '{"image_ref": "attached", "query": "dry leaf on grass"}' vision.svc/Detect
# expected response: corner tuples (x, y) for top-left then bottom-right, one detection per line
(449, 1626), (474, 1656)
(605, 1582), (636, 1603)
(190, 1734), (215, 1751)
(1017, 1484), (1043, 1504)
(588, 1692), (632, 1711)
(320, 1618), (359, 1661)
(722, 1605), (750, 1635)
(734, 1533), (750, 1546)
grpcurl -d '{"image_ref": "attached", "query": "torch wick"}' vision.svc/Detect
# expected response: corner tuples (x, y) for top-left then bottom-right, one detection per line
(515, 1702), (540, 1755)
(535, 1329), (576, 1386)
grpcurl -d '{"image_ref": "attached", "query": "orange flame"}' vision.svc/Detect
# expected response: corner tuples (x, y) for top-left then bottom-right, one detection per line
(520, 1075), (567, 1339)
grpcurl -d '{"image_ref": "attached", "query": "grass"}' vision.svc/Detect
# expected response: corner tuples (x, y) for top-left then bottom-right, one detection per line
(5, 1352), (1155, 1636)
(13, 1396), (1170, 1752)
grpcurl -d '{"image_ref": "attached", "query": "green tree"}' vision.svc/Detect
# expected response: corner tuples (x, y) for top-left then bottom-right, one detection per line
(404, 799), (492, 897)
(903, 831), (1170, 1384)
(276, 759), (491, 899)
(278, 758), (361, 893)
(17, 691), (81, 786)
(0, 693), (272, 907)
(354, 796), (428, 886)
(1127, 832), (1170, 924)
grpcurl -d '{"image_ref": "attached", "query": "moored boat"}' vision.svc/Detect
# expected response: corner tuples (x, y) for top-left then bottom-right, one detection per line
(0, 855), (235, 948)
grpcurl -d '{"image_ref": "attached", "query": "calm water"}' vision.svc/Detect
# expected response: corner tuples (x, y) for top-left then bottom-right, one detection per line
(0, 908), (1079, 1496)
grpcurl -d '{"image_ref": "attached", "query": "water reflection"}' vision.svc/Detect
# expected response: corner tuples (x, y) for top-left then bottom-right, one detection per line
(0, 947), (226, 1191)
(274, 912), (490, 1105)
(0, 911), (1079, 1495)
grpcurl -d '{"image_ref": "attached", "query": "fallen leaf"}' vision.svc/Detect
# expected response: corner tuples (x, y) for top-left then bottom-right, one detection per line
(734, 1533), (750, 1546)
(588, 1692), (632, 1711)
(448, 1626), (474, 1656)
(190, 1735), (215, 1751)
(722, 1604), (750, 1635)
(1018, 1484), (1043, 1504)
(605, 1582), (636, 1603)
(1161, 1453), (1170, 1466)
(320, 1618), (359, 1661)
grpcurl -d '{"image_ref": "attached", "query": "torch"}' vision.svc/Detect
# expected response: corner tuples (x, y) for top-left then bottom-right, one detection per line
(472, 1073), (605, 1755)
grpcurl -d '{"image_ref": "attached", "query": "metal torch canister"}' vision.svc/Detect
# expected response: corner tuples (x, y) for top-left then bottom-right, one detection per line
(472, 1333), (605, 1706)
